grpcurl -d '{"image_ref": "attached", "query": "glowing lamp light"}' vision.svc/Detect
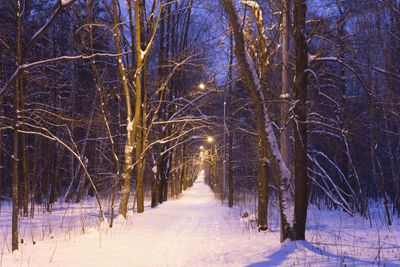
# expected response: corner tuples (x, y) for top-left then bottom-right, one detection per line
(207, 136), (214, 143)
(198, 82), (206, 90)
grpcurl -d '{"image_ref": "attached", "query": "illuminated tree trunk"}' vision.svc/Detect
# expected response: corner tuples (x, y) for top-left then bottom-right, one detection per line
(135, 0), (152, 213)
(240, 0), (270, 230)
(280, 0), (292, 169)
(116, 0), (161, 217)
(112, 0), (135, 218)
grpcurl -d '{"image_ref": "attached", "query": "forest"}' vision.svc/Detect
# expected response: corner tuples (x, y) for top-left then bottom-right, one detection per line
(0, 0), (399, 266)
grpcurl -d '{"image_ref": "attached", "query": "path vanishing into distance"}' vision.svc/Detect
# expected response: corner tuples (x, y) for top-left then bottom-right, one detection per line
(3, 171), (278, 267)
(3, 170), (399, 266)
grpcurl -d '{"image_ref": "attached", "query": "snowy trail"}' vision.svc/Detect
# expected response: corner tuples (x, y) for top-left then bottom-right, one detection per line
(2, 171), (274, 267)
(120, 170), (272, 267)
(2, 170), (400, 266)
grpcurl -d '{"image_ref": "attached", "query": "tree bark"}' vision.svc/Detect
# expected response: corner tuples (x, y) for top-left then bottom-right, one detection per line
(135, 0), (148, 214)
(12, 78), (20, 252)
(21, 85), (29, 217)
(113, 0), (135, 218)
(227, 33), (234, 208)
(12, 0), (23, 251)
(280, 0), (292, 169)
(293, 0), (308, 240)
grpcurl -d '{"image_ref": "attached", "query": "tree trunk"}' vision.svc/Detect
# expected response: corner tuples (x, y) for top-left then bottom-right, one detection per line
(376, 151), (392, 225)
(257, 136), (268, 229)
(21, 86), (29, 217)
(0, 104), (3, 199)
(158, 154), (166, 203)
(180, 144), (186, 193)
(222, 0), (294, 242)
(30, 136), (39, 218)
(135, 0), (149, 214)
(12, 0), (23, 251)
(135, 107), (146, 212)
(164, 156), (170, 201)
(293, 0), (309, 240)
(12, 77), (20, 252)
(151, 176), (159, 208)
(113, 0), (136, 218)
(227, 32), (234, 208)
(280, 0), (292, 169)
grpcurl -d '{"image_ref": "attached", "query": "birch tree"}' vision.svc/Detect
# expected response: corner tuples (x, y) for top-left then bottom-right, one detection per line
(221, 0), (295, 241)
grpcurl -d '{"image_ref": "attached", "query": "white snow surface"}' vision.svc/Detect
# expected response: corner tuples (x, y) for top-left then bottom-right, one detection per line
(1, 170), (400, 266)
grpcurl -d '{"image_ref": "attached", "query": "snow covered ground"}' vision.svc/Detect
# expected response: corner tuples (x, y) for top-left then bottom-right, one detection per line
(1, 170), (400, 266)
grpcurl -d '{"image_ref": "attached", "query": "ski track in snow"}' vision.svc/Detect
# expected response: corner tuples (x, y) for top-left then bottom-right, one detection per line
(1, 170), (400, 266)
(149, 172), (249, 267)
(1, 172), (273, 267)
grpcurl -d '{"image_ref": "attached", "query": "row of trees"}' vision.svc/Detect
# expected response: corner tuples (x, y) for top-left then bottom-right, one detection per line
(0, 0), (399, 252)
(0, 0), (214, 251)
(197, 0), (399, 242)
(214, 0), (399, 242)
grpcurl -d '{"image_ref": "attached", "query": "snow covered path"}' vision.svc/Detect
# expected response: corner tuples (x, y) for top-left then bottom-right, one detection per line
(2, 170), (400, 266)
(2, 171), (275, 267)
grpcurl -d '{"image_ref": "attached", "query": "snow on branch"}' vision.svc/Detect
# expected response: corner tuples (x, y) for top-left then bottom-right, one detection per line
(0, 52), (130, 99)
(240, 0), (260, 9)
(225, 0), (294, 229)
(60, 0), (75, 6)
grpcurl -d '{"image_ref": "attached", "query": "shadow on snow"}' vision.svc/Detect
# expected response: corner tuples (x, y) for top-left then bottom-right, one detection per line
(246, 240), (398, 266)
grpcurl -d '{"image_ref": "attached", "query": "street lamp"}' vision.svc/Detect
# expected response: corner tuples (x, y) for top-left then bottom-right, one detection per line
(198, 82), (206, 90)
(207, 136), (214, 143)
